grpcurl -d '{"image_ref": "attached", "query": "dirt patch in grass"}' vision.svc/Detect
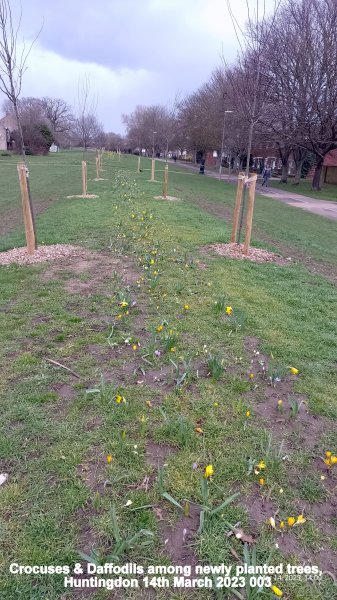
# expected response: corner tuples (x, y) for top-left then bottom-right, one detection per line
(241, 492), (336, 572)
(145, 442), (177, 469)
(241, 336), (337, 571)
(77, 451), (106, 495)
(159, 504), (201, 574)
(145, 442), (201, 575)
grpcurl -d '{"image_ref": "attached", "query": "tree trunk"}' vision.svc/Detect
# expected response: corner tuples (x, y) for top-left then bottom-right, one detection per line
(293, 161), (303, 185)
(280, 161), (289, 183)
(312, 158), (323, 191)
(12, 96), (26, 159)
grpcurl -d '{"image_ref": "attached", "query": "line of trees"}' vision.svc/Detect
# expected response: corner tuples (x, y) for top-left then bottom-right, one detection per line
(3, 94), (123, 154)
(122, 0), (337, 190)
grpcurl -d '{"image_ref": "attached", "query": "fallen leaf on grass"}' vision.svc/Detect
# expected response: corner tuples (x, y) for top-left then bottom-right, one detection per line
(153, 507), (165, 521)
(234, 529), (255, 544)
(227, 524), (254, 544)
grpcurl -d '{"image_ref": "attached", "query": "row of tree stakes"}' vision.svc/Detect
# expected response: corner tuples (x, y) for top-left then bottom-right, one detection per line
(16, 154), (256, 257)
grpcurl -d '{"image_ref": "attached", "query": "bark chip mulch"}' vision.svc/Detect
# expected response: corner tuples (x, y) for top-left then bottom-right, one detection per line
(0, 244), (85, 266)
(209, 243), (290, 265)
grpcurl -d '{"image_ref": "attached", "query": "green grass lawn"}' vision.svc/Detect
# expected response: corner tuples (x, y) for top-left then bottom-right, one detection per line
(1, 152), (337, 599)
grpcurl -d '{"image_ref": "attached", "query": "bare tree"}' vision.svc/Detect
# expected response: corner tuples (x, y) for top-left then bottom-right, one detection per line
(224, 0), (282, 241)
(0, 0), (41, 157)
(41, 97), (74, 143)
(75, 74), (101, 150)
(260, 0), (337, 190)
(0, 0), (41, 251)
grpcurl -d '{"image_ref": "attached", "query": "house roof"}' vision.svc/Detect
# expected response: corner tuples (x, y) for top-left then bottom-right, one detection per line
(323, 149), (337, 167)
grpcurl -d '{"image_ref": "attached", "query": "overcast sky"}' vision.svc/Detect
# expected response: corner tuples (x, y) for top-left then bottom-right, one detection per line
(5, 0), (275, 133)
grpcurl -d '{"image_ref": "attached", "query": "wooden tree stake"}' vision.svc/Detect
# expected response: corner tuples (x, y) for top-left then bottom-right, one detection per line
(137, 155), (141, 172)
(231, 171), (245, 243)
(96, 156), (100, 179)
(243, 174), (258, 255)
(17, 162), (37, 254)
(151, 159), (155, 181)
(82, 161), (87, 195)
(163, 164), (169, 198)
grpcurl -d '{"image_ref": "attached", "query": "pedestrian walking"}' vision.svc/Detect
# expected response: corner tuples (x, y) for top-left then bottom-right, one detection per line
(262, 166), (271, 186)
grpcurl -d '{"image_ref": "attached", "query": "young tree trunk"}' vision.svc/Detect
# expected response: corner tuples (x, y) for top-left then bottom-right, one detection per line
(312, 158), (323, 191)
(280, 160), (289, 183)
(293, 161), (304, 185)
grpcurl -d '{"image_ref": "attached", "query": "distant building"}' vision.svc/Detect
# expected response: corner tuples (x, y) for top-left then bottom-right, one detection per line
(0, 114), (16, 151)
(322, 149), (337, 184)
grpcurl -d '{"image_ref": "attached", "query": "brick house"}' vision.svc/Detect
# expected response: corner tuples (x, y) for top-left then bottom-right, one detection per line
(322, 149), (337, 184)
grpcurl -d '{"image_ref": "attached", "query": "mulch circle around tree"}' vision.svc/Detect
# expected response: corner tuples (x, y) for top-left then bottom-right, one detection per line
(0, 244), (86, 266)
(208, 243), (291, 265)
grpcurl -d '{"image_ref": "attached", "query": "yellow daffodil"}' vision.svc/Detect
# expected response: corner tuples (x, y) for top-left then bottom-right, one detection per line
(279, 521), (285, 529)
(271, 585), (283, 597)
(150, 259), (155, 265)
(246, 410), (251, 417)
(140, 415), (146, 423)
(326, 451), (332, 458)
(249, 373), (254, 379)
(184, 304), (190, 310)
(257, 461), (266, 470)
(225, 306), (233, 315)
(120, 301), (128, 307)
(295, 514), (306, 525)
(170, 347), (176, 352)
(277, 399), (283, 407)
(106, 454), (113, 463)
(213, 402), (219, 407)
(116, 314), (123, 320)
(145, 400), (152, 407)
(116, 394), (126, 404)
(156, 324), (163, 332)
(132, 344), (137, 351)
(259, 478), (265, 486)
(205, 464), (214, 478)
(195, 427), (203, 434)
(287, 517), (295, 527)
(331, 456), (337, 464)
(268, 516), (276, 528)
(289, 367), (299, 375)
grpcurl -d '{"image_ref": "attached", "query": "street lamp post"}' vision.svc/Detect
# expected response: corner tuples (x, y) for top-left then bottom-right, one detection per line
(219, 110), (233, 181)
(152, 131), (157, 158)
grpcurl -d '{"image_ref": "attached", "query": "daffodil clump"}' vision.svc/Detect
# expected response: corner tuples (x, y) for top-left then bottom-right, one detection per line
(324, 450), (337, 467)
(268, 514), (306, 532)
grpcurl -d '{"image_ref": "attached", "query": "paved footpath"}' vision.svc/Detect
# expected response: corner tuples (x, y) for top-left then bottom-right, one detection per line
(172, 161), (337, 221)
